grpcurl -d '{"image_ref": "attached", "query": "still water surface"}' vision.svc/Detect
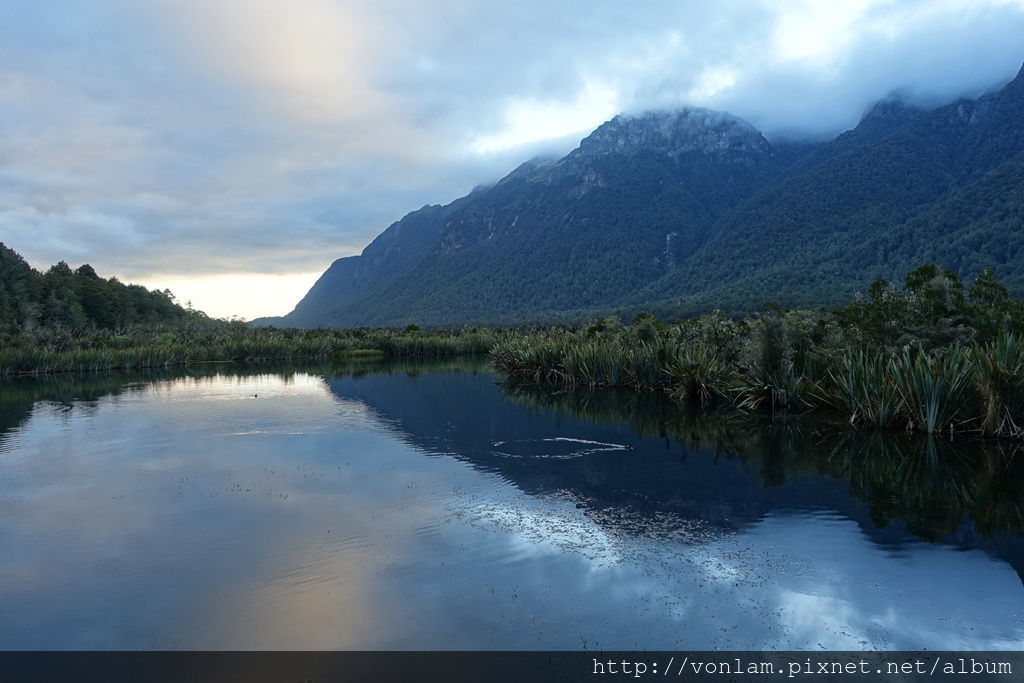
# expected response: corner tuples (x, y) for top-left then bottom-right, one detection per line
(0, 359), (1022, 649)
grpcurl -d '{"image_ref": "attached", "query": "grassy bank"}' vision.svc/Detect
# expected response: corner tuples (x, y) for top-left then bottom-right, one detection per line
(492, 328), (1024, 438)
(0, 324), (497, 376)
(490, 266), (1024, 439)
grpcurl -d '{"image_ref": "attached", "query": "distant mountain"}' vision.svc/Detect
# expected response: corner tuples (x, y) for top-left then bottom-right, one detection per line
(259, 63), (1024, 328)
(261, 201), (456, 328)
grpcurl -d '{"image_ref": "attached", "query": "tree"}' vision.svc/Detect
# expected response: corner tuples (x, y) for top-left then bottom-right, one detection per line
(969, 267), (1024, 341)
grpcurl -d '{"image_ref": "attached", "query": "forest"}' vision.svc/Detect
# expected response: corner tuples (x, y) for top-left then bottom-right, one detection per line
(0, 243), (494, 375)
(0, 242), (201, 331)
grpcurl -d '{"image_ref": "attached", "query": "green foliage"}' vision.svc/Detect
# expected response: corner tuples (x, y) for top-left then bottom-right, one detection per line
(0, 243), (203, 332)
(831, 265), (1020, 351)
(9, 238), (1024, 443)
(968, 267), (1024, 342)
(894, 347), (974, 434)
(0, 243), (498, 376)
(824, 352), (903, 429)
(663, 342), (735, 406)
(490, 265), (1024, 439)
(0, 326), (496, 377)
(971, 334), (1024, 437)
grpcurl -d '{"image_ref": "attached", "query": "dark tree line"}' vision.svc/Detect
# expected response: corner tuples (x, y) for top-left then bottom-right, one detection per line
(0, 243), (203, 332)
(833, 264), (1024, 350)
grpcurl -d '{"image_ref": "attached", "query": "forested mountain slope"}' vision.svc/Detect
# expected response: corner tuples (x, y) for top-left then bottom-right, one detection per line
(262, 63), (1024, 328)
(636, 62), (1024, 317)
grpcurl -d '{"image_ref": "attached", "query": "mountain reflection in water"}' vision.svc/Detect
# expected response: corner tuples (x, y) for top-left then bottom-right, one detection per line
(0, 358), (1021, 649)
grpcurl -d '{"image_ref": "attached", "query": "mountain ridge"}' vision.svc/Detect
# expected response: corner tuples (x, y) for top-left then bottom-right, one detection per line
(255, 62), (1024, 328)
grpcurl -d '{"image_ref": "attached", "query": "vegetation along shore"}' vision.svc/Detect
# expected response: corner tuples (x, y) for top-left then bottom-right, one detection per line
(491, 264), (1024, 439)
(3, 238), (1024, 440)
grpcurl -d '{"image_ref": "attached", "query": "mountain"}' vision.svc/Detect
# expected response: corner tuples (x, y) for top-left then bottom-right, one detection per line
(257, 202), (456, 328)
(636, 62), (1024, 317)
(262, 63), (1024, 328)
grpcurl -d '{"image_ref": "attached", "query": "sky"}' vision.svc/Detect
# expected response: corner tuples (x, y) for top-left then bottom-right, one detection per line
(1, 0), (1023, 320)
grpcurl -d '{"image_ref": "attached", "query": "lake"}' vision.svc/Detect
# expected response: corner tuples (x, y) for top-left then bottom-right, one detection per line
(0, 358), (1022, 650)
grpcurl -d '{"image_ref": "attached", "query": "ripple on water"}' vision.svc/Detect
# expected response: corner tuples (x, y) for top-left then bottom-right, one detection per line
(490, 437), (633, 459)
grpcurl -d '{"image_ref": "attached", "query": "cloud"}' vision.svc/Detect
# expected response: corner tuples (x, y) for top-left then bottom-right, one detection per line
(148, 0), (423, 157)
(468, 79), (621, 154)
(0, 0), (1022, 317)
(703, 0), (1024, 136)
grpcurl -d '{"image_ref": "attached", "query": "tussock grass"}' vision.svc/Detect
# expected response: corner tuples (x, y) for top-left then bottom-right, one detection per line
(0, 325), (497, 377)
(490, 318), (1024, 439)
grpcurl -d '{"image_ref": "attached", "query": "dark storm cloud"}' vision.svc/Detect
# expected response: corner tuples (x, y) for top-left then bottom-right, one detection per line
(1, 0), (1022, 314)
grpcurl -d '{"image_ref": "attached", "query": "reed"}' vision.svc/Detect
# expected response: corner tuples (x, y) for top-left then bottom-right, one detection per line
(732, 366), (812, 415)
(0, 326), (496, 377)
(662, 342), (735, 406)
(8, 310), (1024, 442)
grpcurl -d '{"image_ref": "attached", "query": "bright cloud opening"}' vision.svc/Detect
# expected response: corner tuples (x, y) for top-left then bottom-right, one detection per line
(137, 272), (323, 321)
(469, 80), (621, 155)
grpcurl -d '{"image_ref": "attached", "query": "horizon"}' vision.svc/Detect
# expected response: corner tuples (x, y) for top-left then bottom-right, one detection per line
(3, 1), (1024, 319)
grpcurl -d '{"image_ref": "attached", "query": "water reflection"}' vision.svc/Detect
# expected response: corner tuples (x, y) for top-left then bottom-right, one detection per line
(0, 359), (1021, 650)
(330, 372), (1024, 567)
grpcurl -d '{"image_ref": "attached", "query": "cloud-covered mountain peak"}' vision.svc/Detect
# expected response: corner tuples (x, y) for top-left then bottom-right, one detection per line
(574, 107), (770, 160)
(859, 96), (923, 125)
